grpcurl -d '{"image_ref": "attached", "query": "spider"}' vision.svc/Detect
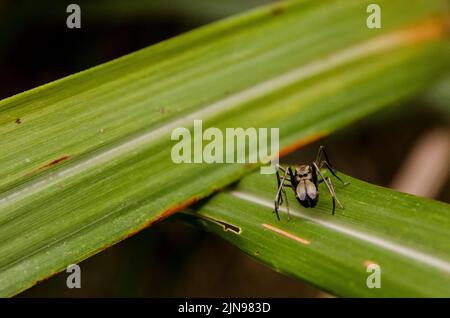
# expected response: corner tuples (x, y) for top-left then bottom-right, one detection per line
(274, 146), (348, 220)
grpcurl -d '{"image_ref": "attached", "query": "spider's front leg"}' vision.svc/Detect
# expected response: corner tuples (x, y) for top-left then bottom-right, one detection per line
(315, 146), (349, 186)
(274, 165), (292, 221)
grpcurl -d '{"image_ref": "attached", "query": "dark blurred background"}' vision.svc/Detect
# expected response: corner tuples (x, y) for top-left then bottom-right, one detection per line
(2, 0), (448, 297)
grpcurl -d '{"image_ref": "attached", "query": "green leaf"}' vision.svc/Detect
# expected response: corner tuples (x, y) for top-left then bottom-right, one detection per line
(178, 171), (450, 297)
(0, 0), (449, 296)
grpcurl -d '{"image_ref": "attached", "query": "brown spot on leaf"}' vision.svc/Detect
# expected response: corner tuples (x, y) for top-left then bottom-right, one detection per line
(36, 155), (70, 171)
(262, 223), (310, 245)
(15, 118), (21, 124)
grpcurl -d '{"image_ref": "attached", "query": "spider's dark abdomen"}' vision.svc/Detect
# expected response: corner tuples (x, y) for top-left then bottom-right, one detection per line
(296, 180), (318, 208)
(297, 195), (318, 208)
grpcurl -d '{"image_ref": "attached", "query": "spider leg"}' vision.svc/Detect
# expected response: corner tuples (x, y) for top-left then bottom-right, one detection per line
(321, 161), (348, 186)
(282, 185), (291, 221)
(326, 176), (344, 210)
(274, 171), (283, 221)
(316, 146), (349, 186)
(288, 166), (298, 188)
(276, 164), (287, 173)
(274, 168), (290, 221)
(285, 166), (299, 221)
(313, 162), (344, 215)
(315, 145), (326, 164)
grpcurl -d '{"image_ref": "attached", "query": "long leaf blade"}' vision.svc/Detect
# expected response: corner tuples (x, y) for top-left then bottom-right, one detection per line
(0, 0), (449, 296)
(179, 171), (450, 297)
